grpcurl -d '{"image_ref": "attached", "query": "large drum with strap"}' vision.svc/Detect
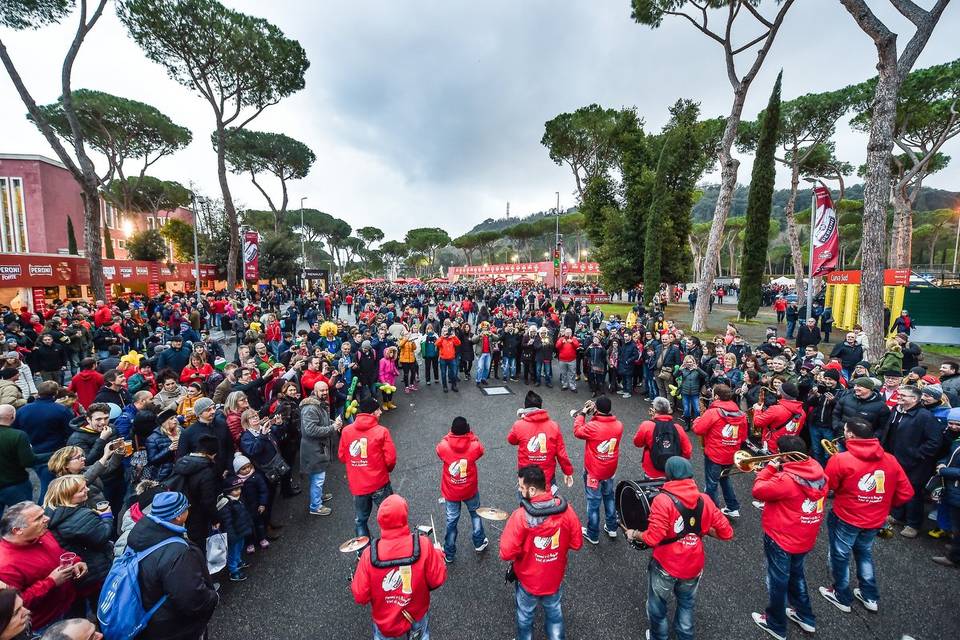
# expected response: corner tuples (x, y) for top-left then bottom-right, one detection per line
(615, 479), (665, 550)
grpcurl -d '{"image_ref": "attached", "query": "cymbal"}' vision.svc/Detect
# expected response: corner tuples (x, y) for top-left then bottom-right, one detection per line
(477, 507), (508, 521)
(338, 536), (370, 553)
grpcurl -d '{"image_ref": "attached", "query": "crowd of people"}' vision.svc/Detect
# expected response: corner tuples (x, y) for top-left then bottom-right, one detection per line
(0, 280), (956, 640)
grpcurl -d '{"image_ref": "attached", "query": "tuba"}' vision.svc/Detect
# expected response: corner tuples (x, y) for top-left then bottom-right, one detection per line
(821, 437), (844, 457)
(720, 450), (809, 478)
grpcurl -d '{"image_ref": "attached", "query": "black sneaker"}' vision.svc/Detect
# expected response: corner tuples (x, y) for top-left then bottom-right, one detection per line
(452, 386), (459, 393)
(230, 572), (248, 582)
(443, 386), (448, 393)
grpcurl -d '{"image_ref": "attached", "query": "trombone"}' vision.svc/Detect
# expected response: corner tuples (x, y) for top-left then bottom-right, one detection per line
(720, 450), (809, 477)
(821, 437), (844, 457)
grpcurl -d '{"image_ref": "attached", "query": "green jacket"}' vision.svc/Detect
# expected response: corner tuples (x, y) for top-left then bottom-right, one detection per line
(0, 425), (45, 487)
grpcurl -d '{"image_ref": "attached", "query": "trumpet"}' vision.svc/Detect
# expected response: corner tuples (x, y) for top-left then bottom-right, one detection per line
(720, 449), (809, 477)
(821, 437), (844, 456)
(570, 400), (597, 418)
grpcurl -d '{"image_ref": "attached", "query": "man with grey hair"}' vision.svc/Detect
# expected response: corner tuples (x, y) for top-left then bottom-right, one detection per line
(0, 501), (87, 630)
(0, 405), (45, 512)
(632, 396), (692, 481)
(300, 381), (340, 516)
(40, 618), (103, 640)
(555, 327), (580, 393)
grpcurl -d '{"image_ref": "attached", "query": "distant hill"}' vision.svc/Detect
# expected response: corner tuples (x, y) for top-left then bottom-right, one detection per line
(466, 207), (577, 235)
(691, 183), (960, 224)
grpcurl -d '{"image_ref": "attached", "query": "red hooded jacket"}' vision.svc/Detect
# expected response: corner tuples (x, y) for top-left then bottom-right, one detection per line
(573, 413), (623, 481)
(435, 432), (485, 502)
(632, 416), (693, 479)
(498, 491), (582, 595)
(554, 337), (579, 362)
(507, 409), (573, 487)
(351, 496), (447, 637)
(692, 399), (748, 465)
(754, 398), (806, 453)
(640, 479), (733, 579)
(68, 369), (104, 410)
(825, 437), (914, 529)
(752, 458), (828, 553)
(338, 413), (397, 495)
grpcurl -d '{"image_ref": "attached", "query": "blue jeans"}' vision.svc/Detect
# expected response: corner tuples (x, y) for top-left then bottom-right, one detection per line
(647, 559), (699, 640)
(703, 455), (739, 512)
(537, 361), (552, 385)
(808, 424), (835, 467)
(443, 493), (486, 560)
(354, 483), (394, 537)
(764, 534), (815, 636)
(373, 612), (430, 640)
(620, 371), (633, 394)
(681, 394), (700, 419)
(515, 583), (564, 640)
(308, 471), (326, 512)
(440, 359), (458, 388)
(475, 352), (491, 382)
(786, 320), (797, 339)
(583, 472), (617, 541)
(0, 480), (33, 513)
(827, 510), (879, 606)
(227, 537), (244, 574)
(502, 356), (517, 378)
(644, 369), (658, 397)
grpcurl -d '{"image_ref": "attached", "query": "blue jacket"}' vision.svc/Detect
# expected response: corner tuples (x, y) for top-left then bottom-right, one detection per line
(937, 434), (960, 507)
(618, 341), (640, 374)
(13, 397), (74, 454)
(884, 405), (943, 484)
(144, 426), (177, 482)
(155, 345), (191, 375)
(114, 404), (138, 439)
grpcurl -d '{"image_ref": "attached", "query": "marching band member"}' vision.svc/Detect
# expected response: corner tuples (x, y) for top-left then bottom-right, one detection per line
(692, 384), (747, 518)
(624, 457), (732, 640)
(499, 465), (582, 640)
(338, 397), (398, 537)
(819, 419), (913, 614)
(351, 494), (447, 640)
(572, 395), (624, 544)
(750, 436), (828, 640)
(435, 416), (488, 564)
(633, 396), (692, 481)
(507, 391), (574, 491)
(753, 382), (806, 454)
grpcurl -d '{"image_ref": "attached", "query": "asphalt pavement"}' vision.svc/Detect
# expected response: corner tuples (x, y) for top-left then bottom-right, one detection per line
(208, 372), (956, 640)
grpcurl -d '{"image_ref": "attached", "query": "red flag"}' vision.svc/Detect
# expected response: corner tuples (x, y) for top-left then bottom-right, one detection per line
(811, 186), (839, 276)
(243, 231), (260, 281)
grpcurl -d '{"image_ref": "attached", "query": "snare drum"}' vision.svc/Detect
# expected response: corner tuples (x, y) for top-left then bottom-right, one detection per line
(615, 479), (664, 549)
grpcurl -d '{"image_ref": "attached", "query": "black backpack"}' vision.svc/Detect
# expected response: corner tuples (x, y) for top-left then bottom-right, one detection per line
(650, 420), (681, 471)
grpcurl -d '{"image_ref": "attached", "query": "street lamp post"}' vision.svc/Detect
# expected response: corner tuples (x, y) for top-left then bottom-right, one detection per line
(299, 196), (308, 270)
(189, 184), (202, 308)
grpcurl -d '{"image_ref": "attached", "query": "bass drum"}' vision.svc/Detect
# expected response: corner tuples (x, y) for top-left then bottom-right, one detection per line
(615, 479), (663, 550)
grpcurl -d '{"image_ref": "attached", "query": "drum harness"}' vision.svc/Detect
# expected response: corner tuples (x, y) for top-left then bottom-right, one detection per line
(505, 496), (569, 584)
(649, 490), (704, 547)
(369, 535), (425, 640)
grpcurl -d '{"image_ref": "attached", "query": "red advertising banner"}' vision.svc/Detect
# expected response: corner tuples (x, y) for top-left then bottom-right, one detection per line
(31, 287), (47, 314)
(0, 253), (214, 288)
(825, 269), (911, 286)
(447, 261), (600, 277)
(811, 186), (839, 277)
(243, 232), (260, 281)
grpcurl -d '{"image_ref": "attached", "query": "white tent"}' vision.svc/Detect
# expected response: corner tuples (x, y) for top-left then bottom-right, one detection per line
(770, 276), (795, 286)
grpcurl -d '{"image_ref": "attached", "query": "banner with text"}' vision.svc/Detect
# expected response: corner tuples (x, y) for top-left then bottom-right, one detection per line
(243, 231), (260, 281)
(812, 185), (839, 276)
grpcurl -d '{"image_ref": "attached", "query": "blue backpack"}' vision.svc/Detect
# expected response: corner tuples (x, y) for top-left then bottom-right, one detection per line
(97, 536), (188, 640)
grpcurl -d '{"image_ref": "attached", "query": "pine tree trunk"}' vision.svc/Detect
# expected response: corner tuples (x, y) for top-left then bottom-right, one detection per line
(215, 127), (240, 291)
(783, 165), (807, 302)
(889, 190), (912, 268)
(82, 188), (106, 299)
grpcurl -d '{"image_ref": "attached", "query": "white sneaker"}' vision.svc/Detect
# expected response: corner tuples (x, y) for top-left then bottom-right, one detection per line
(818, 586), (851, 613)
(474, 538), (489, 552)
(721, 507), (740, 519)
(786, 607), (816, 632)
(603, 523), (618, 538)
(900, 526), (919, 538)
(752, 612), (786, 640)
(581, 526), (599, 545)
(853, 588), (878, 612)
(621, 393), (631, 399)
(752, 500), (765, 510)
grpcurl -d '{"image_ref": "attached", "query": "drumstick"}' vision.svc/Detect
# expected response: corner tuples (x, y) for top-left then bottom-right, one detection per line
(430, 514), (439, 548)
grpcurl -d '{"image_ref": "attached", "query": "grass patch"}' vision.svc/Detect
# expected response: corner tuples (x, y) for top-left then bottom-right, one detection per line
(598, 303), (635, 318)
(921, 344), (960, 357)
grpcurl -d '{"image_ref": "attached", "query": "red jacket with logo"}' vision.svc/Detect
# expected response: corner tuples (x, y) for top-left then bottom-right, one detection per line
(435, 432), (484, 502)
(498, 491), (583, 595)
(554, 337), (579, 362)
(352, 496), (447, 637)
(692, 399), (748, 465)
(573, 413), (623, 481)
(338, 413), (397, 495)
(640, 479), (733, 579)
(632, 416), (693, 479)
(752, 457), (828, 553)
(68, 369), (104, 410)
(754, 398), (806, 453)
(507, 409), (573, 487)
(825, 437), (914, 529)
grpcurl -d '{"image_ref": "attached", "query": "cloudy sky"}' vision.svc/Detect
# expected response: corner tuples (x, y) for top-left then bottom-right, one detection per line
(2, 1), (958, 241)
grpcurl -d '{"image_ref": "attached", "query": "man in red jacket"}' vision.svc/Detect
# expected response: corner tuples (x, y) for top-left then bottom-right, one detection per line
(435, 416), (487, 563)
(499, 465), (582, 640)
(693, 384), (747, 518)
(338, 398), (398, 537)
(624, 456), (733, 640)
(633, 396), (693, 480)
(819, 418), (913, 614)
(351, 494), (446, 640)
(555, 328), (580, 392)
(572, 395), (623, 544)
(507, 391), (574, 491)
(750, 436), (828, 640)
(753, 382), (806, 454)
(67, 357), (104, 411)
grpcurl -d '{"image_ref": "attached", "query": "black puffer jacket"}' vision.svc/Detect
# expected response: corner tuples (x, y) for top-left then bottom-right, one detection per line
(168, 455), (220, 545)
(66, 419), (109, 466)
(44, 504), (115, 583)
(126, 516), (218, 640)
(831, 389), (890, 435)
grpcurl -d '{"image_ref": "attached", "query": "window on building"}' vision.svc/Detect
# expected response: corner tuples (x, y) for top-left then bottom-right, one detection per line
(0, 177), (29, 253)
(118, 240), (125, 249)
(102, 200), (115, 229)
